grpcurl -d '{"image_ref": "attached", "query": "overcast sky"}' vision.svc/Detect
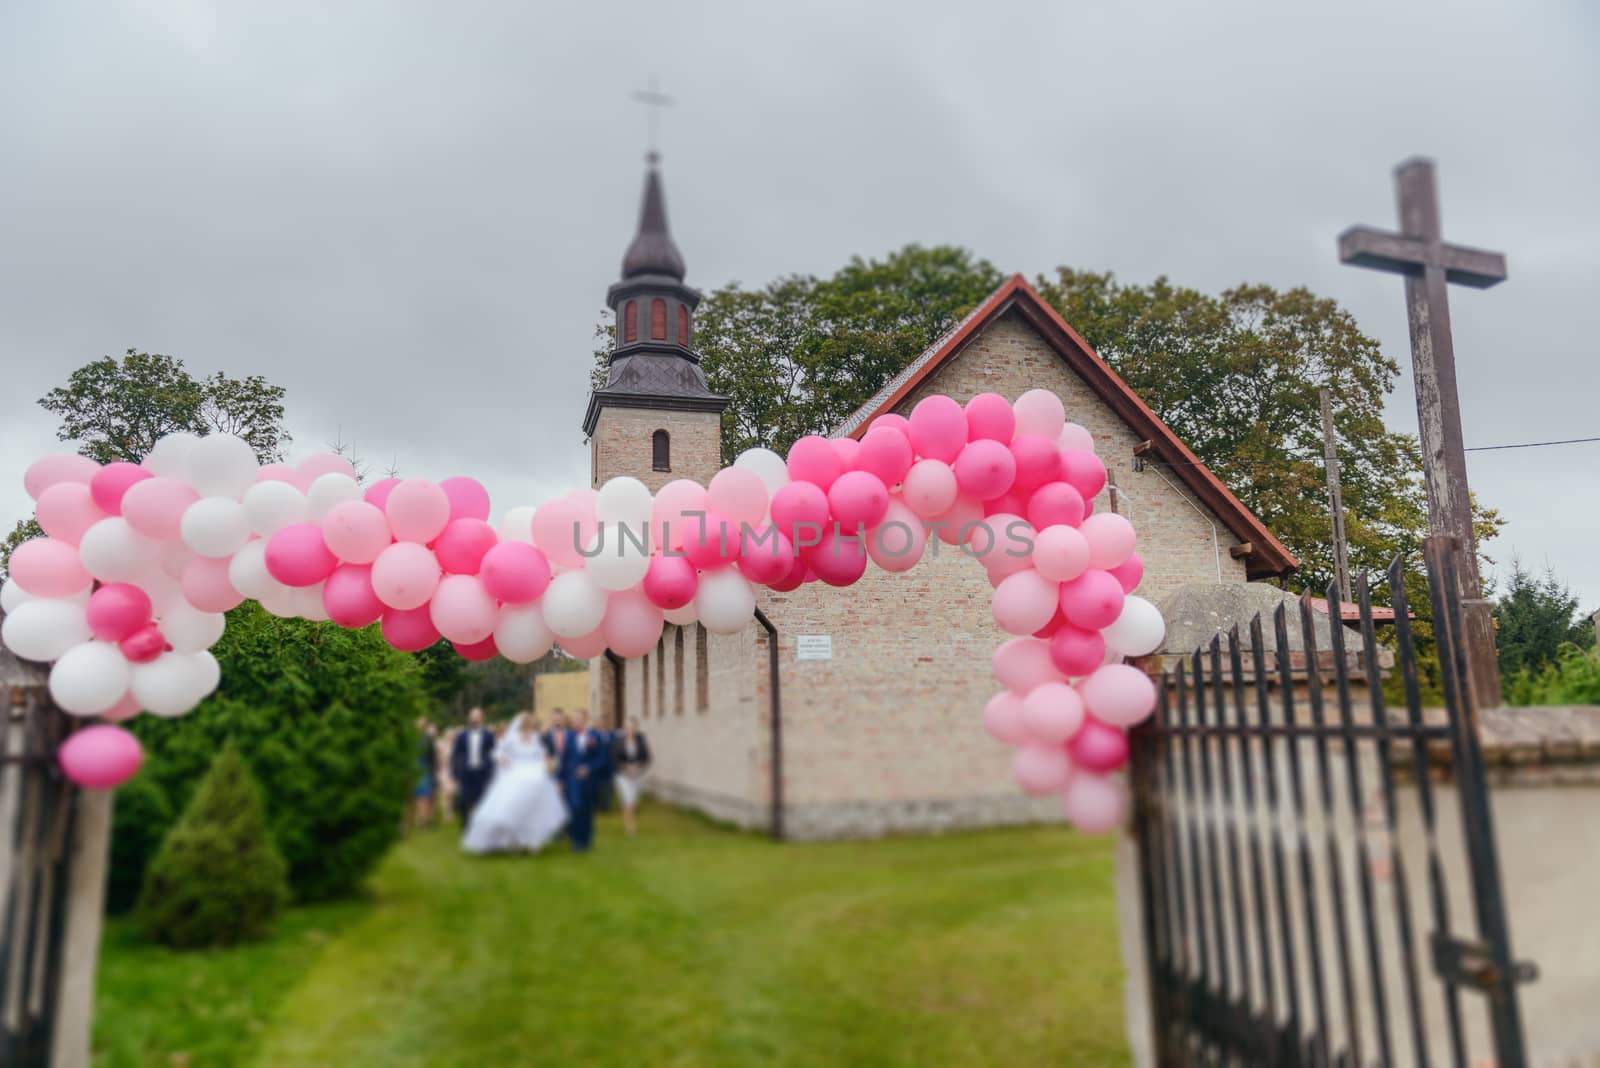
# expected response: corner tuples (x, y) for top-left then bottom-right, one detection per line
(2, 1), (1595, 604)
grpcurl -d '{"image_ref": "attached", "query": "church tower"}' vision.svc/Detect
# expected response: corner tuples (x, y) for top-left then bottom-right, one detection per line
(584, 154), (728, 492)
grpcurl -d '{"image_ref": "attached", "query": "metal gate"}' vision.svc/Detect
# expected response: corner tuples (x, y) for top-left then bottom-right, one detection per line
(1130, 537), (1535, 1066)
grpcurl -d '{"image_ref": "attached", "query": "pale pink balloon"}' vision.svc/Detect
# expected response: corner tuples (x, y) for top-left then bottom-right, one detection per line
(296, 453), (358, 486)
(650, 480), (709, 551)
(36, 482), (107, 544)
(479, 541), (552, 604)
(120, 477), (199, 540)
(829, 436), (861, 472)
(683, 512), (741, 570)
(265, 523), (338, 588)
(1058, 422), (1095, 452)
(769, 481), (829, 547)
(642, 553), (698, 609)
(1068, 716), (1130, 773)
(58, 724), (143, 789)
(901, 459), (958, 520)
(983, 690), (1029, 745)
(992, 636), (1063, 693)
(8, 537), (92, 597)
(827, 471), (890, 529)
(86, 583), (153, 642)
(381, 605), (440, 652)
(385, 479), (451, 544)
(1078, 664), (1158, 728)
(970, 513), (1033, 578)
(908, 395), (967, 463)
(865, 500), (927, 574)
(323, 564), (385, 628)
(1050, 624), (1106, 677)
(1033, 524), (1091, 582)
(182, 556), (245, 613)
(440, 476), (491, 522)
(363, 476), (400, 508)
(453, 635), (499, 662)
(1081, 512), (1137, 570)
(954, 439), (1017, 501)
(1013, 744), (1073, 796)
(1058, 569), (1125, 631)
(1021, 681), (1087, 744)
(371, 542), (441, 610)
(736, 526), (796, 585)
(1063, 773), (1123, 833)
(322, 501), (391, 564)
(90, 463), (152, 515)
(856, 425), (913, 487)
(965, 392), (1017, 443)
(429, 574), (498, 644)
(255, 463), (296, 484)
(1013, 389), (1065, 439)
(805, 525), (868, 587)
(786, 435), (842, 491)
(992, 568), (1060, 636)
(558, 627), (609, 660)
(531, 498), (590, 569)
(24, 454), (100, 500)
(1108, 552), (1144, 594)
(707, 467), (769, 528)
(1026, 482), (1086, 530)
(101, 691), (143, 722)
(931, 495), (984, 546)
(1059, 449), (1108, 500)
(434, 518), (498, 574)
(1009, 434), (1061, 492)
(602, 589), (665, 658)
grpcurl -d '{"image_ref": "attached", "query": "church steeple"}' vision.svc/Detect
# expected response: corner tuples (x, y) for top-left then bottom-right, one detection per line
(621, 154), (687, 281)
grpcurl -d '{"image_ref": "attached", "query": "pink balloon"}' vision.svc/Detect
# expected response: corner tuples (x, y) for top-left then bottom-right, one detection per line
(984, 488), (1032, 520)
(322, 501), (392, 564)
(707, 468), (769, 528)
(90, 463), (152, 516)
(531, 498), (594, 570)
(1058, 569), (1125, 631)
(1032, 524), (1090, 583)
(8, 537), (92, 597)
(1063, 773), (1123, 833)
(1013, 744), (1073, 796)
(806, 525), (868, 587)
(901, 459), (958, 520)
(1081, 512), (1136, 570)
(992, 637), (1063, 694)
(24, 454), (100, 500)
(965, 392), (1017, 443)
(1032, 604), (1068, 639)
(770, 481), (829, 547)
(453, 634), (499, 662)
(1026, 482), (1086, 530)
(954, 439), (1017, 501)
(786, 435), (842, 491)
(265, 523), (339, 588)
(642, 553), (698, 610)
(983, 691), (1029, 745)
(371, 542), (441, 610)
(479, 541), (552, 604)
(602, 590), (665, 658)
(1009, 434), (1061, 492)
(363, 477), (400, 509)
(434, 518), (498, 575)
(558, 627), (609, 660)
(970, 513), (1033, 578)
(830, 436), (861, 472)
(1014, 389), (1066, 439)
(868, 413), (911, 435)
(430, 574), (498, 644)
(857, 425), (913, 487)
(1108, 552), (1144, 594)
(381, 605), (441, 652)
(296, 453), (358, 486)
(737, 526), (796, 585)
(650, 480), (708, 551)
(86, 583), (153, 642)
(119, 623), (167, 663)
(256, 463), (296, 484)
(440, 476), (491, 523)
(683, 512), (741, 570)
(1059, 450), (1108, 500)
(992, 569), (1060, 636)
(182, 556), (245, 613)
(35, 482), (106, 545)
(1050, 624), (1107, 677)
(1078, 664), (1158, 728)
(120, 477), (199, 540)
(1068, 716), (1130, 773)
(1022, 681), (1087, 744)
(323, 564), (385, 628)
(58, 725), (143, 789)
(865, 501), (927, 574)
(385, 479), (451, 544)
(908, 395), (967, 463)
(101, 692), (143, 722)
(932, 495), (984, 546)
(827, 471), (890, 529)
(766, 554), (808, 593)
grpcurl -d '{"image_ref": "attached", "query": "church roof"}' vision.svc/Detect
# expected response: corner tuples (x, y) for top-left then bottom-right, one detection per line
(620, 160), (687, 281)
(832, 274), (1299, 579)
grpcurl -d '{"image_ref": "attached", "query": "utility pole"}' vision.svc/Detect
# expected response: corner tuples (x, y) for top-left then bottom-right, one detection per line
(1320, 388), (1353, 605)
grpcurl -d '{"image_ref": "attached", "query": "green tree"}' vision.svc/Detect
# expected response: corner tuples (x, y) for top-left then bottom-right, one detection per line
(136, 743), (290, 948)
(1494, 561), (1596, 678)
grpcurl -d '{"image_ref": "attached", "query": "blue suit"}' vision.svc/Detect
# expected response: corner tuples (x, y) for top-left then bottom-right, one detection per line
(559, 728), (611, 851)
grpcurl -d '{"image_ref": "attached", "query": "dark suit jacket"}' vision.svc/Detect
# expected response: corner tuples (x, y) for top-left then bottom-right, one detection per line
(613, 732), (652, 772)
(450, 728), (497, 783)
(558, 728), (611, 784)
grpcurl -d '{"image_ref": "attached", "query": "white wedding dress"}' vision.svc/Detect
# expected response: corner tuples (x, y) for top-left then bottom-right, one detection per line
(461, 731), (569, 854)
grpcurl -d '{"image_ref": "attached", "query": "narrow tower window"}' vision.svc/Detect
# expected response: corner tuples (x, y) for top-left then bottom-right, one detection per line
(678, 303), (690, 346)
(650, 298), (668, 340)
(623, 300), (638, 343)
(652, 429), (670, 472)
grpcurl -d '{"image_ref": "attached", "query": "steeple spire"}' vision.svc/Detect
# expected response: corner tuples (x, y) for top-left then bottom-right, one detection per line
(621, 155), (686, 281)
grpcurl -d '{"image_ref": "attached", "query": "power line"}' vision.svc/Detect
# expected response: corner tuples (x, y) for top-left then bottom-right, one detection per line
(1140, 432), (1600, 470)
(1464, 435), (1600, 453)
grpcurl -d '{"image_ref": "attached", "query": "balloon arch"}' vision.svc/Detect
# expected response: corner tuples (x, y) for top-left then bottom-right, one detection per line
(4, 389), (1165, 832)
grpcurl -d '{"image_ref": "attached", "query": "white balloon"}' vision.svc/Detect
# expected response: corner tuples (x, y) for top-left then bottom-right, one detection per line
(181, 497), (250, 558)
(596, 477), (653, 525)
(498, 505), (537, 543)
(158, 601), (227, 653)
(131, 650), (219, 717)
(540, 570), (607, 638)
(143, 431), (200, 480)
(258, 581), (299, 618)
(187, 433), (259, 498)
(306, 473), (362, 519)
(1, 578), (34, 613)
(226, 540), (274, 599)
(49, 641), (131, 716)
(585, 526), (652, 592)
(1, 599), (92, 662)
(695, 568), (756, 634)
(495, 603), (556, 663)
(242, 480), (309, 536)
(662, 602), (698, 626)
(78, 517), (161, 582)
(293, 583), (330, 621)
(139, 569), (188, 617)
(1101, 595), (1166, 658)
(734, 447), (791, 494)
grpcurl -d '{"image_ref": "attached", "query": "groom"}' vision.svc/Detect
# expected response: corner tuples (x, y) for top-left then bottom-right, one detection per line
(450, 707), (496, 825)
(559, 711), (610, 852)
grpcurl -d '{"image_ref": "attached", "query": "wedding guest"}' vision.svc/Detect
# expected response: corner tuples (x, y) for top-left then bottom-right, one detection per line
(541, 709), (568, 759)
(612, 717), (652, 836)
(406, 717), (439, 833)
(450, 707), (497, 825)
(559, 711), (610, 852)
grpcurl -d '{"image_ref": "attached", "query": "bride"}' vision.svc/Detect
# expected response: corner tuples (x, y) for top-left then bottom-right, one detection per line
(461, 713), (568, 854)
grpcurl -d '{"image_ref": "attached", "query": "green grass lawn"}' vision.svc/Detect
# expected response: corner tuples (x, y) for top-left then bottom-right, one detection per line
(94, 804), (1130, 1068)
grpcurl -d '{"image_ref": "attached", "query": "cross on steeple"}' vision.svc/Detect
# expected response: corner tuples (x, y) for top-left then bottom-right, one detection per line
(630, 76), (674, 161)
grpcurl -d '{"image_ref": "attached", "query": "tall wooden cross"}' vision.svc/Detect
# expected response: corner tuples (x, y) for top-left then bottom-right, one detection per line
(1339, 157), (1507, 708)
(630, 76), (673, 162)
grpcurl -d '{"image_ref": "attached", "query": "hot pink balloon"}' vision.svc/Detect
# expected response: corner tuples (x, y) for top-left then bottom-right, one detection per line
(454, 634), (499, 662)
(901, 459), (958, 520)
(766, 554), (808, 593)
(1050, 624), (1107, 677)
(683, 512), (741, 570)
(1108, 552), (1144, 594)
(868, 413), (910, 434)
(371, 542), (441, 610)
(120, 477), (198, 540)
(642, 553), (698, 610)
(965, 392), (1016, 443)
(707, 468), (769, 528)
(323, 501), (392, 564)
(385, 479), (451, 544)
(983, 691), (1029, 745)
(954, 439), (1017, 501)
(908, 394), (967, 463)
(830, 436), (861, 472)
(827, 471), (890, 529)
(1013, 744), (1073, 796)
(737, 526), (796, 585)
(786, 435), (842, 491)
(434, 518), (498, 575)
(430, 574), (498, 644)
(479, 541), (552, 604)
(1059, 450), (1108, 500)
(1063, 773), (1123, 833)
(265, 523), (339, 588)
(1026, 481), (1086, 530)
(1058, 569), (1125, 631)
(1068, 716), (1130, 773)
(323, 564), (385, 628)
(440, 476), (491, 522)
(857, 425), (913, 487)
(35, 482), (106, 544)
(86, 583), (153, 642)
(770, 481), (829, 546)
(992, 568), (1060, 636)
(24, 454), (100, 500)
(992, 636), (1062, 694)
(8, 537), (92, 597)
(90, 463), (152, 515)
(182, 556), (245, 613)
(1021, 681), (1087, 744)
(1078, 664), (1158, 728)
(1081, 512), (1136, 570)
(363, 477), (400, 509)
(558, 627), (608, 660)
(119, 623), (167, 663)
(381, 605), (440, 652)
(58, 725), (143, 789)
(806, 525), (867, 587)
(1009, 434), (1061, 492)
(602, 590), (665, 658)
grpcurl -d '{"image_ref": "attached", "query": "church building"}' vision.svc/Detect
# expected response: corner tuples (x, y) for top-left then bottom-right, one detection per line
(586, 158), (1297, 839)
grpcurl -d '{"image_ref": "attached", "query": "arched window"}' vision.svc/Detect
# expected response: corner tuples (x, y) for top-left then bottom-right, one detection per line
(623, 300), (638, 343)
(652, 429), (670, 472)
(678, 303), (690, 346)
(650, 298), (667, 340)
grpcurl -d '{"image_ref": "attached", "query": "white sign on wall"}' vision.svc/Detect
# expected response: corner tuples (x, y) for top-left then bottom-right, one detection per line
(796, 634), (833, 661)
